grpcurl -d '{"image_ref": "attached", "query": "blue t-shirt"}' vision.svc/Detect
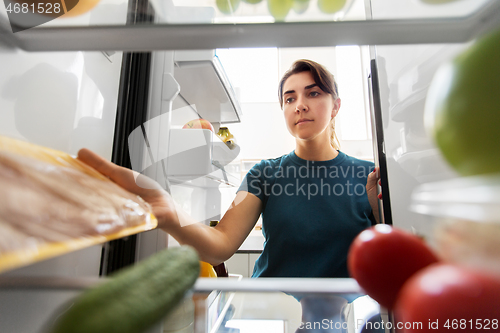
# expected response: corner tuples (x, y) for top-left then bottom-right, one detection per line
(238, 150), (375, 278)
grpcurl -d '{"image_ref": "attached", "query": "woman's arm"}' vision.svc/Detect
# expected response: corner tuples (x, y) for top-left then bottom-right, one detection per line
(164, 191), (262, 264)
(77, 148), (262, 265)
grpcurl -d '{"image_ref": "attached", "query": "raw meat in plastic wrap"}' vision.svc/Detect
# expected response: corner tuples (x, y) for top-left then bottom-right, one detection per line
(0, 151), (154, 255)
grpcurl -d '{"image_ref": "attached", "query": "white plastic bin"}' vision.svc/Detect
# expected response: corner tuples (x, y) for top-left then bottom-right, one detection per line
(411, 175), (500, 276)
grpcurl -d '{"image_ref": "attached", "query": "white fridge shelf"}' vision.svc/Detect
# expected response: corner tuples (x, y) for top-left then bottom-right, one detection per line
(1, 0), (500, 51)
(172, 50), (242, 124)
(167, 129), (240, 188)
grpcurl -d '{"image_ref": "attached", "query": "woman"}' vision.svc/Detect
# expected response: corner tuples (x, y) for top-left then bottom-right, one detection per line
(77, 59), (381, 278)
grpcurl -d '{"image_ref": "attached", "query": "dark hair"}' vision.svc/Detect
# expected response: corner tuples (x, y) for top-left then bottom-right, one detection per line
(278, 59), (339, 109)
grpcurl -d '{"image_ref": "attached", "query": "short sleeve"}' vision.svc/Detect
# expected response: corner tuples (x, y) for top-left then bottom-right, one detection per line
(237, 162), (266, 202)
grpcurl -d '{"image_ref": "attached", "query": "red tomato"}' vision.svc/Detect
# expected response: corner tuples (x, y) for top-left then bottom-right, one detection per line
(347, 224), (439, 310)
(394, 264), (500, 333)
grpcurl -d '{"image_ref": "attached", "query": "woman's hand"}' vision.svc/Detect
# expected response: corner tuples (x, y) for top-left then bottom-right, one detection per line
(76, 149), (261, 264)
(366, 167), (382, 223)
(77, 148), (178, 230)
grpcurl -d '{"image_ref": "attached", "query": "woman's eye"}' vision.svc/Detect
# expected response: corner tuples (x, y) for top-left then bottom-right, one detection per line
(285, 97), (294, 104)
(310, 91), (320, 97)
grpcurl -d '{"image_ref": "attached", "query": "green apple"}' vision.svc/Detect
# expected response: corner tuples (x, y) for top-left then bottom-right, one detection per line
(425, 28), (500, 176)
(216, 0), (241, 15)
(268, 0), (293, 21)
(242, 0), (263, 4)
(292, 0), (309, 14)
(317, 0), (347, 14)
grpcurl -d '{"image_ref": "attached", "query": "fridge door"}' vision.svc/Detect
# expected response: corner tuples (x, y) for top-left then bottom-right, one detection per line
(366, 0), (479, 236)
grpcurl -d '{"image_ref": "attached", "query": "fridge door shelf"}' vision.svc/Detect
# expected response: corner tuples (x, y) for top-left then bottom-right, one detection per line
(390, 86), (428, 123)
(393, 148), (454, 183)
(167, 129), (240, 188)
(410, 175), (500, 275)
(411, 174), (500, 224)
(173, 50), (242, 124)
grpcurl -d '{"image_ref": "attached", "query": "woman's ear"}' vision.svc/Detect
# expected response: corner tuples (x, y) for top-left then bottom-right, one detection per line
(332, 98), (341, 118)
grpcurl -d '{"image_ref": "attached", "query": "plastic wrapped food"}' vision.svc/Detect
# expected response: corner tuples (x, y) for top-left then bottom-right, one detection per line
(0, 136), (156, 273)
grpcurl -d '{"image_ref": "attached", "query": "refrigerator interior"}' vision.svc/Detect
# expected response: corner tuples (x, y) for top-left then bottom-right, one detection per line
(1, 0), (500, 332)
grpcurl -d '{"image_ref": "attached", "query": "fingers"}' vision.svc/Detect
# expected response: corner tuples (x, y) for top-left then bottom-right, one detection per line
(77, 148), (116, 178)
(368, 167), (383, 200)
(367, 167), (380, 184)
(77, 148), (165, 194)
(77, 148), (139, 191)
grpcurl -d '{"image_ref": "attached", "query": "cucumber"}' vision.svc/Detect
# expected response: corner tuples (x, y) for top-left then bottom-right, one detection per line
(50, 245), (200, 333)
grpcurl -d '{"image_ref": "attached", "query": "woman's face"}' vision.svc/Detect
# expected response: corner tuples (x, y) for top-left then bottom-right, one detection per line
(282, 71), (340, 144)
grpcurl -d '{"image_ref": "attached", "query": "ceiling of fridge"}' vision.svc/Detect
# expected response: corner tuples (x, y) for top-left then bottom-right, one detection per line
(1, 0), (500, 51)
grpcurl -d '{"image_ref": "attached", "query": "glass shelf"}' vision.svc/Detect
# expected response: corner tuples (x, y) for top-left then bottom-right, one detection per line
(2, 0), (494, 27)
(0, 276), (382, 333)
(1, 0), (499, 51)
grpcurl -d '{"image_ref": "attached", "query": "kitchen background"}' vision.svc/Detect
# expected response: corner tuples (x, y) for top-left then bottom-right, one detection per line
(213, 44), (374, 277)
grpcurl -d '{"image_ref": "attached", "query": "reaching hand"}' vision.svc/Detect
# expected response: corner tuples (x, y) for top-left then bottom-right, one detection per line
(366, 167), (382, 223)
(77, 148), (178, 229)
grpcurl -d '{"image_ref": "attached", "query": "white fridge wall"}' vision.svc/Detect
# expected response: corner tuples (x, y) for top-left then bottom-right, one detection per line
(0, 48), (123, 158)
(0, 4), (127, 333)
